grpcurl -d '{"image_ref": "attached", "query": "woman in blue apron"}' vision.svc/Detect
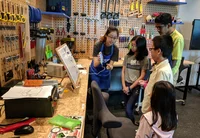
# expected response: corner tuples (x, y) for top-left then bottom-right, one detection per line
(89, 27), (119, 91)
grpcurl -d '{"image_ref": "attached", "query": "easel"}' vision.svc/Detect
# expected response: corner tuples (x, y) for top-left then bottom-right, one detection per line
(56, 43), (81, 91)
(58, 72), (81, 92)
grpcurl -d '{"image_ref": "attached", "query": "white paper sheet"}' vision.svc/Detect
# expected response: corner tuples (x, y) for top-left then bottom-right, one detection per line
(2, 86), (53, 99)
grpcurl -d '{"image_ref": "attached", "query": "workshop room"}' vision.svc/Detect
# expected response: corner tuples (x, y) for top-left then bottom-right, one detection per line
(0, 0), (200, 137)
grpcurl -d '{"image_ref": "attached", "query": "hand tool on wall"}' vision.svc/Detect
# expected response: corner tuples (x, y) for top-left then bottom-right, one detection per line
(66, 18), (71, 36)
(73, 38), (79, 57)
(80, 36), (85, 53)
(135, 0), (139, 13)
(87, 38), (90, 57)
(136, 0), (143, 18)
(56, 27), (60, 35)
(87, 18), (91, 36)
(81, 0), (86, 16)
(73, 0), (78, 15)
(1, 26), (6, 52)
(88, 0), (90, 17)
(94, 19), (99, 37)
(80, 17), (86, 35)
(0, 0), (8, 21)
(106, 0), (112, 19)
(60, 27), (66, 37)
(11, 2), (16, 23)
(6, 0), (13, 22)
(94, 0), (98, 17)
(113, 0), (120, 19)
(0, 4), (1, 20)
(128, 0), (135, 17)
(111, 0), (116, 17)
(100, 0), (106, 19)
(73, 17), (78, 35)
(16, 5), (21, 23)
(4, 56), (12, 73)
(20, 6), (26, 23)
(120, 0), (124, 16)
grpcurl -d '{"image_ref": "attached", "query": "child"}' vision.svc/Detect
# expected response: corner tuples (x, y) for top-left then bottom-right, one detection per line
(141, 35), (173, 114)
(136, 81), (178, 138)
(121, 35), (149, 126)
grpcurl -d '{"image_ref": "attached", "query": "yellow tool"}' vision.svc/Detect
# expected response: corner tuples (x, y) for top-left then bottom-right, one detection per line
(137, 0), (143, 18)
(135, 0), (139, 12)
(130, 0), (134, 11)
(140, 1), (143, 13)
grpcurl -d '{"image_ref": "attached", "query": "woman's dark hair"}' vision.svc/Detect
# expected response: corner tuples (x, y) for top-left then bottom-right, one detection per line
(127, 35), (148, 61)
(155, 13), (173, 27)
(152, 35), (173, 58)
(151, 81), (178, 131)
(100, 26), (119, 42)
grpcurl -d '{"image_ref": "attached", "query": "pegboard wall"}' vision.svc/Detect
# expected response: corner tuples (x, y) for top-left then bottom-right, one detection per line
(39, 0), (180, 59)
(0, 0), (29, 87)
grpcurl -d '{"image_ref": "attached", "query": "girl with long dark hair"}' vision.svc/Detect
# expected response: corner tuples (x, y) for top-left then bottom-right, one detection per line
(121, 35), (149, 126)
(136, 81), (178, 137)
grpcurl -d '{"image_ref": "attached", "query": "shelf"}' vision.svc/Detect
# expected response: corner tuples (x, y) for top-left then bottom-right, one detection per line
(41, 11), (70, 18)
(147, 0), (187, 5)
(146, 21), (184, 25)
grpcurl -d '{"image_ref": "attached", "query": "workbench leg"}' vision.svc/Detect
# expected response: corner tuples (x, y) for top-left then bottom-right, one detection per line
(182, 65), (191, 105)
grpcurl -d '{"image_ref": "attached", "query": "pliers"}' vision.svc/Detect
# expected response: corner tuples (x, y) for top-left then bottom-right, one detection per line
(60, 27), (66, 36)
(56, 27), (60, 35)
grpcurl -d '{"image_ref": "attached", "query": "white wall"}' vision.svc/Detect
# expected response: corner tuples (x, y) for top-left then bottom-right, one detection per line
(176, 0), (200, 85)
(177, 0), (200, 50)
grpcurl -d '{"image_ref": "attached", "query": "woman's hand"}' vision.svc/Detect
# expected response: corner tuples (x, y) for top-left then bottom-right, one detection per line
(123, 86), (129, 95)
(138, 80), (148, 88)
(106, 63), (113, 70)
(97, 53), (101, 61)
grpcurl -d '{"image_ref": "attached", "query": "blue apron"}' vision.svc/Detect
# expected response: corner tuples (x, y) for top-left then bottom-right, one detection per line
(89, 44), (114, 90)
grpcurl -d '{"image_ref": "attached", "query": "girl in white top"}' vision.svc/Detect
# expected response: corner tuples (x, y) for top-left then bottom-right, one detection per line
(136, 81), (178, 138)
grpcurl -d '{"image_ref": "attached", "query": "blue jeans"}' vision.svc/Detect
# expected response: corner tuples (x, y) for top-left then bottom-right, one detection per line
(124, 82), (139, 123)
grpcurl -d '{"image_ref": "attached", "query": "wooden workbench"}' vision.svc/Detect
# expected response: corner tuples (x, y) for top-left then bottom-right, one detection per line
(0, 59), (91, 138)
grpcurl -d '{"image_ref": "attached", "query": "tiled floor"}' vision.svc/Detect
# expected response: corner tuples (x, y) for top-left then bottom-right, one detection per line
(84, 88), (200, 138)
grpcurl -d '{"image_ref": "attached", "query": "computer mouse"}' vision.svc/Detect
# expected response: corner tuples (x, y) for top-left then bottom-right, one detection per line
(14, 125), (34, 135)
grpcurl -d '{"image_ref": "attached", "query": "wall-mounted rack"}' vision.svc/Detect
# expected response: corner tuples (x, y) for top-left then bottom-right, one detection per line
(41, 11), (70, 18)
(146, 21), (184, 25)
(147, 0), (187, 5)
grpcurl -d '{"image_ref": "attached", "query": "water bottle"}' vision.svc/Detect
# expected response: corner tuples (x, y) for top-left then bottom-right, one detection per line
(53, 54), (58, 63)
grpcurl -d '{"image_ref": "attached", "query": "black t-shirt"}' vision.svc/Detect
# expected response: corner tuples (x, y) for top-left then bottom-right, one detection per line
(93, 42), (119, 62)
